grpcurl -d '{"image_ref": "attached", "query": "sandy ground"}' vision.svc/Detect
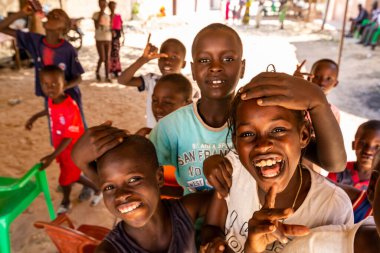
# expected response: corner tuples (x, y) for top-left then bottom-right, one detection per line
(0, 15), (379, 252)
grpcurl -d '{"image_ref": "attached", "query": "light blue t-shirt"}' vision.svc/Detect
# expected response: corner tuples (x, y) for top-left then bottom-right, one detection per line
(149, 101), (232, 195)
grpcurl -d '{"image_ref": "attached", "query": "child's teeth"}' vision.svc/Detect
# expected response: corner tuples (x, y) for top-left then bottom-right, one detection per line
(255, 159), (282, 167)
(212, 80), (222, 84)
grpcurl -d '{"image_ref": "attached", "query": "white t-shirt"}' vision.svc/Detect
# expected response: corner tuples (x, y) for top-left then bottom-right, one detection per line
(224, 152), (354, 253)
(282, 217), (374, 253)
(140, 73), (161, 128)
(92, 12), (112, 41)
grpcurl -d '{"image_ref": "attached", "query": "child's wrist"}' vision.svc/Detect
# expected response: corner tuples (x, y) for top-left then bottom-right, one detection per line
(138, 56), (149, 64)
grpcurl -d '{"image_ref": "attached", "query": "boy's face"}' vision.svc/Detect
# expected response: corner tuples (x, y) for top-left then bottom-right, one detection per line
(158, 41), (186, 76)
(191, 30), (245, 100)
(353, 129), (380, 171)
(99, 0), (107, 10)
(233, 99), (309, 193)
(109, 2), (116, 12)
(309, 62), (338, 94)
(98, 145), (164, 228)
(366, 151), (380, 205)
(40, 72), (65, 99)
(44, 10), (68, 33)
(152, 81), (189, 121)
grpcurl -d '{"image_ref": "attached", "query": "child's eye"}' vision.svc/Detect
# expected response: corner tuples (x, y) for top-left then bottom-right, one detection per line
(198, 58), (210, 64)
(272, 127), (286, 134)
(128, 176), (142, 184)
(238, 132), (255, 138)
(103, 185), (115, 192)
(223, 57), (234, 62)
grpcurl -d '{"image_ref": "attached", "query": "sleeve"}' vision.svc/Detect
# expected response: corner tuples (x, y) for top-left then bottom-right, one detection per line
(61, 101), (83, 139)
(324, 186), (354, 226)
(67, 47), (85, 81)
(149, 119), (178, 168)
(16, 30), (40, 56)
(92, 12), (99, 21)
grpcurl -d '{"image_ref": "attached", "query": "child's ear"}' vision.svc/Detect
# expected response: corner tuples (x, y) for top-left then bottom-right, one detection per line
(157, 166), (165, 188)
(300, 122), (311, 149)
(185, 98), (193, 105)
(182, 60), (187, 69)
(352, 140), (356, 150)
(240, 59), (246, 79)
(334, 80), (339, 88)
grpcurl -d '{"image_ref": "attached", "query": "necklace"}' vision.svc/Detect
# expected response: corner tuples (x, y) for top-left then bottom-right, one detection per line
(291, 164), (303, 210)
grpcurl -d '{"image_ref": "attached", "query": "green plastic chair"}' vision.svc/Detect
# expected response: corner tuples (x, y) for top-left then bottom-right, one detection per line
(0, 163), (56, 253)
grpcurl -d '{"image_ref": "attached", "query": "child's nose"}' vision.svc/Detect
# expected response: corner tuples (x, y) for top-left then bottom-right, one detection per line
(209, 61), (223, 72)
(254, 136), (273, 153)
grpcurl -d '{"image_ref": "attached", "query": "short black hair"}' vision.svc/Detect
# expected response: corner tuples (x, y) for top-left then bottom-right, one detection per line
(356, 120), (380, 138)
(156, 73), (192, 101)
(311, 58), (339, 76)
(160, 38), (186, 58)
(191, 23), (243, 57)
(48, 9), (71, 35)
(40, 65), (65, 79)
(97, 135), (159, 173)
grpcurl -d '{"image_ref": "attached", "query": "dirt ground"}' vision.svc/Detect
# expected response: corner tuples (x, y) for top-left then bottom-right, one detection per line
(0, 16), (379, 252)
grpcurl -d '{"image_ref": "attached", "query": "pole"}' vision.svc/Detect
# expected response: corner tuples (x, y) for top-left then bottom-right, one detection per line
(338, 0), (349, 66)
(321, 0), (331, 30)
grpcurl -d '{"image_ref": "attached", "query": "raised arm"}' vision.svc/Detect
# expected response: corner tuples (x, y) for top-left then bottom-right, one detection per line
(239, 72), (346, 172)
(117, 34), (168, 86)
(0, 5), (32, 37)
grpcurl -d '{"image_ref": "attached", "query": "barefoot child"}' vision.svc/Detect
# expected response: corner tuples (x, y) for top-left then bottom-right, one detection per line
(0, 5), (86, 127)
(328, 120), (380, 190)
(118, 35), (187, 128)
(26, 66), (101, 214)
(150, 23), (346, 196)
(202, 83), (353, 252)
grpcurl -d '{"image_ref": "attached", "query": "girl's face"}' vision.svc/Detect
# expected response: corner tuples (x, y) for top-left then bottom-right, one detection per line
(191, 30), (245, 100)
(233, 99), (310, 193)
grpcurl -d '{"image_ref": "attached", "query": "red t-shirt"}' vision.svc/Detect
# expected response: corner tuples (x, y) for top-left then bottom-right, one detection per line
(328, 161), (369, 190)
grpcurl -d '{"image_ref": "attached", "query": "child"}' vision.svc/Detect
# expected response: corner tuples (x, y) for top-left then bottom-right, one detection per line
(93, 0), (112, 82)
(308, 59), (340, 123)
(117, 34), (186, 128)
(201, 85), (353, 252)
(25, 65), (101, 214)
(109, 0), (124, 78)
(135, 73), (193, 137)
(149, 23), (346, 196)
(70, 134), (210, 252)
(280, 150), (380, 253)
(328, 120), (380, 190)
(0, 5), (86, 125)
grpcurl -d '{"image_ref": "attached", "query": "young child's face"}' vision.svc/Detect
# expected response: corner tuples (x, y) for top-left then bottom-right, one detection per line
(158, 41), (186, 76)
(109, 2), (116, 12)
(44, 10), (68, 33)
(309, 62), (338, 94)
(152, 80), (189, 121)
(191, 29), (245, 100)
(366, 151), (380, 205)
(99, 0), (107, 10)
(353, 129), (380, 171)
(40, 72), (65, 100)
(97, 144), (164, 228)
(233, 99), (309, 193)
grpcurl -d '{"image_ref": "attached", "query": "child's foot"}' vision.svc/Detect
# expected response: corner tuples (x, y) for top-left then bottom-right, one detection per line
(90, 193), (103, 206)
(105, 78), (112, 83)
(57, 203), (71, 215)
(78, 186), (94, 202)
(96, 73), (101, 81)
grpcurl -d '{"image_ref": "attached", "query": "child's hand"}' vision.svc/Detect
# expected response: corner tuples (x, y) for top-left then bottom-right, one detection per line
(40, 154), (55, 170)
(71, 121), (128, 168)
(200, 237), (228, 253)
(135, 127), (152, 137)
(244, 185), (309, 253)
(204, 155), (233, 199)
(293, 60), (312, 79)
(240, 72), (327, 112)
(25, 117), (35, 130)
(21, 2), (34, 16)
(142, 34), (168, 62)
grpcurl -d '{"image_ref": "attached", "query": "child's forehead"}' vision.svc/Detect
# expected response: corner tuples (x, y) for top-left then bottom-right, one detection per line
(192, 29), (242, 55)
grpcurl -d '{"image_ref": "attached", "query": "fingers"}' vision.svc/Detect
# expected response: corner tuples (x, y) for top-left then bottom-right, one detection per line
(158, 53), (169, 58)
(146, 33), (151, 45)
(282, 224), (310, 237)
(296, 59), (306, 70)
(252, 208), (293, 221)
(263, 184), (278, 209)
(209, 175), (229, 198)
